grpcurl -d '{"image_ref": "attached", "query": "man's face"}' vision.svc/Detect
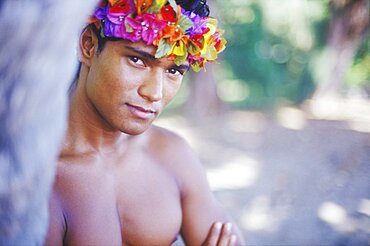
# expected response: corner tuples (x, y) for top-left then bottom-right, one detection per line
(85, 39), (189, 135)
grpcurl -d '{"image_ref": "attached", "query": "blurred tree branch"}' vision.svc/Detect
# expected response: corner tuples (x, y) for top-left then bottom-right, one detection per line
(0, 0), (98, 244)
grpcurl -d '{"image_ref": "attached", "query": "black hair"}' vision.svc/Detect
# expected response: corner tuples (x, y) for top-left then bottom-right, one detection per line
(90, 24), (108, 53)
(69, 24), (119, 94)
(175, 0), (209, 17)
(90, 23), (123, 53)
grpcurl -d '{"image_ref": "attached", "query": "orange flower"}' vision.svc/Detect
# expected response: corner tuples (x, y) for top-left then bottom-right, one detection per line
(108, 0), (122, 6)
(137, 0), (153, 15)
(161, 24), (183, 42)
(88, 16), (98, 24)
(167, 54), (177, 61)
(154, 4), (183, 45)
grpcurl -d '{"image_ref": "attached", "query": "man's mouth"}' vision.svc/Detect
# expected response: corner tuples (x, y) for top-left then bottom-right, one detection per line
(126, 103), (157, 119)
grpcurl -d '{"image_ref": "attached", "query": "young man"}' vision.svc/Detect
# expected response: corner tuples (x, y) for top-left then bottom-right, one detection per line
(44, 0), (244, 245)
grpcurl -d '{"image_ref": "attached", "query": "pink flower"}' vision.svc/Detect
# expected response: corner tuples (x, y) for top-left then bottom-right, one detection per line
(124, 17), (142, 42)
(125, 14), (166, 45)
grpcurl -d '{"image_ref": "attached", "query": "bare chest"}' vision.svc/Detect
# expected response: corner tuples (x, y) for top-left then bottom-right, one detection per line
(117, 161), (182, 245)
(58, 157), (182, 246)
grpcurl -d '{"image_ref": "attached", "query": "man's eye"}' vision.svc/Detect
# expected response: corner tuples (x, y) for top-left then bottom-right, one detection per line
(129, 56), (144, 66)
(166, 68), (183, 76)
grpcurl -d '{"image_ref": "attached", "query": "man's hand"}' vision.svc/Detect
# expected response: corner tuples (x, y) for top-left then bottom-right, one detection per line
(202, 222), (238, 246)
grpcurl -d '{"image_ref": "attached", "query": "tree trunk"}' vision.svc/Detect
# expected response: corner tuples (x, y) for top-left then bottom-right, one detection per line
(0, 1), (97, 245)
(184, 64), (227, 125)
(313, 0), (369, 99)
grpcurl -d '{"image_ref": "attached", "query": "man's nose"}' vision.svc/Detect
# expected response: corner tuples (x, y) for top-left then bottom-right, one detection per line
(138, 70), (163, 102)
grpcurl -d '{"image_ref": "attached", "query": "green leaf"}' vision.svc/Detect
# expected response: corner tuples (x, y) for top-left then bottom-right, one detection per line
(174, 49), (188, 66)
(167, 0), (178, 15)
(147, 0), (167, 13)
(217, 29), (225, 36)
(203, 46), (217, 60)
(178, 15), (193, 33)
(207, 17), (218, 27)
(219, 37), (227, 52)
(187, 39), (201, 55)
(191, 62), (202, 72)
(125, 21), (133, 33)
(100, 23), (106, 38)
(155, 39), (172, 58)
(221, 37), (227, 46)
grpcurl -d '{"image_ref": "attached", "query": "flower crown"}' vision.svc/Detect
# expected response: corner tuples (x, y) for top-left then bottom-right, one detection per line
(89, 0), (226, 72)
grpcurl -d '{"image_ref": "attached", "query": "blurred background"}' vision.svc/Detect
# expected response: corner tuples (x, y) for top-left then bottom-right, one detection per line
(157, 0), (370, 244)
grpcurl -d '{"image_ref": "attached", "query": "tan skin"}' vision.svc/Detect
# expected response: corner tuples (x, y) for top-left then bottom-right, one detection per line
(44, 27), (244, 246)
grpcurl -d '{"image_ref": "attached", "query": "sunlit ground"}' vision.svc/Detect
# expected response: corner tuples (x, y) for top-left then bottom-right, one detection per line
(156, 98), (370, 245)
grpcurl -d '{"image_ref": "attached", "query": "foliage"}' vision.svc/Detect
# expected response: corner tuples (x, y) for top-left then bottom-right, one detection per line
(214, 0), (326, 109)
(214, 0), (369, 109)
(345, 39), (370, 87)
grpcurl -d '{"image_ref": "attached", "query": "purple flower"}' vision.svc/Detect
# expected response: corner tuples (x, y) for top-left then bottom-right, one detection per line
(94, 0), (135, 31)
(103, 20), (124, 38)
(182, 10), (207, 35)
(95, 7), (107, 21)
(94, 6), (126, 37)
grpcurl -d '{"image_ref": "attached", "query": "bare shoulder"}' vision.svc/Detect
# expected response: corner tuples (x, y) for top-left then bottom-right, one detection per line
(146, 125), (207, 194)
(147, 125), (189, 148)
(146, 125), (199, 165)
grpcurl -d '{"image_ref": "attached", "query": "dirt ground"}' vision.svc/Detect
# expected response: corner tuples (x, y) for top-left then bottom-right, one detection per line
(156, 99), (370, 245)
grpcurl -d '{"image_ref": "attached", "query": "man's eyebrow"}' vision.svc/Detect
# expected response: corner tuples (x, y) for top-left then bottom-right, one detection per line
(175, 64), (190, 71)
(125, 45), (190, 71)
(124, 46), (156, 61)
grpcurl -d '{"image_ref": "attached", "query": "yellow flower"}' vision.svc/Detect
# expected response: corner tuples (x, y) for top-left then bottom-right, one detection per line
(169, 41), (185, 56)
(166, 35), (189, 65)
(200, 23), (216, 55)
(155, 0), (167, 7)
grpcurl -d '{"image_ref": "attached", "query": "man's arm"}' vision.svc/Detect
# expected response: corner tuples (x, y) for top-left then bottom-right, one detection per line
(166, 134), (245, 245)
(43, 192), (65, 246)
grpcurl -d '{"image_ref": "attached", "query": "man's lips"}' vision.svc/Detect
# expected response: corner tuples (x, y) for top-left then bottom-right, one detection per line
(127, 103), (156, 113)
(126, 103), (157, 119)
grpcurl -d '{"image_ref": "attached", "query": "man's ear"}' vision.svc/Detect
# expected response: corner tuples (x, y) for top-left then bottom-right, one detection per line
(79, 27), (98, 67)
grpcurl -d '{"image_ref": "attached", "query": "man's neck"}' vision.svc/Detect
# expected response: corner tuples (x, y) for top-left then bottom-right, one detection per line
(62, 67), (132, 156)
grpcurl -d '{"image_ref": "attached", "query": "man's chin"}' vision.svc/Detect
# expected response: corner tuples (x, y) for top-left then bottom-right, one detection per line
(119, 123), (152, 136)
(121, 129), (146, 136)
